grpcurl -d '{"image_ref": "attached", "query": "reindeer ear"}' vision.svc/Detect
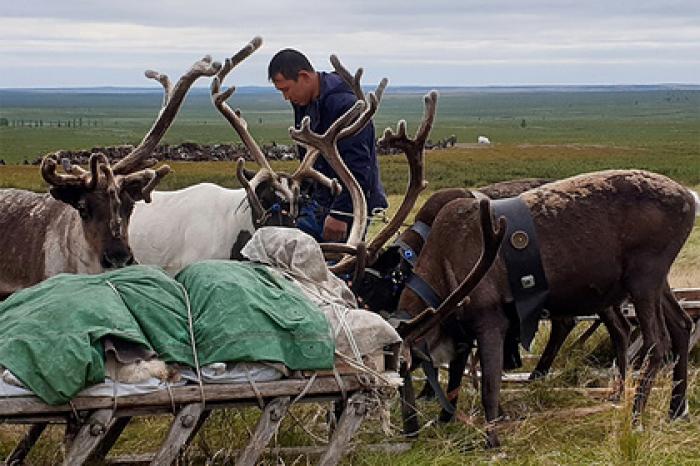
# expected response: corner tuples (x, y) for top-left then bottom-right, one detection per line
(120, 178), (149, 202)
(49, 186), (83, 209)
(240, 167), (257, 180)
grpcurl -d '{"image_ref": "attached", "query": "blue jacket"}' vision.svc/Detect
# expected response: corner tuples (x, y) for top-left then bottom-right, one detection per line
(293, 72), (388, 220)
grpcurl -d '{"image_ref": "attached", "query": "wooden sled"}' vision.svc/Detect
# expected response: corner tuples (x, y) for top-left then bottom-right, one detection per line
(2, 345), (400, 466)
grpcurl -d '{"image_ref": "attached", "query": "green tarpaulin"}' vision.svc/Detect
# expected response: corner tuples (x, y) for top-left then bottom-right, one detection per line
(0, 261), (334, 405)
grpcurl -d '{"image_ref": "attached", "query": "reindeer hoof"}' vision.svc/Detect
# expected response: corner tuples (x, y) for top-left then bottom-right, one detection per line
(669, 400), (690, 421)
(485, 432), (501, 449)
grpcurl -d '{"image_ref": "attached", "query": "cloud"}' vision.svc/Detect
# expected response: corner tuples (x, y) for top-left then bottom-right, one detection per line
(1, 1), (699, 86)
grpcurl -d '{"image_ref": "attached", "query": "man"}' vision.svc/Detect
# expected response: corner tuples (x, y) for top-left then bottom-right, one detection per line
(268, 49), (388, 242)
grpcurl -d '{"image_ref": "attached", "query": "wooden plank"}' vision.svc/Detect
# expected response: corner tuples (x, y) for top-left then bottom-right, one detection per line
(87, 416), (132, 463)
(63, 409), (114, 466)
(105, 443), (414, 465)
(4, 422), (46, 465)
(237, 396), (291, 466)
(318, 392), (369, 466)
(149, 403), (205, 466)
(0, 375), (394, 418)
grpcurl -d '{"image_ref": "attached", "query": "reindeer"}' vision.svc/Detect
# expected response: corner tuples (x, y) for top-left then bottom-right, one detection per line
(395, 170), (697, 447)
(128, 39), (389, 275)
(355, 180), (633, 427)
(0, 55), (220, 299)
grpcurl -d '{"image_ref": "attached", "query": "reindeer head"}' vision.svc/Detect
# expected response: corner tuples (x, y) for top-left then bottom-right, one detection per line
(42, 153), (170, 268)
(42, 54), (219, 269)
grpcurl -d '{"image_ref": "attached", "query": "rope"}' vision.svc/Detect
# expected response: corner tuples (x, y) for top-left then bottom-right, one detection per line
(243, 363), (265, 409)
(330, 303), (363, 364)
(333, 352), (394, 386)
(280, 372), (332, 445)
(111, 367), (119, 415)
(162, 381), (176, 415)
(332, 366), (347, 402)
(175, 282), (207, 409)
(68, 400), (80, 422)
(286, 409), (330, 445)
(291, 372), (317, 406)
(104, 280), (122, 416)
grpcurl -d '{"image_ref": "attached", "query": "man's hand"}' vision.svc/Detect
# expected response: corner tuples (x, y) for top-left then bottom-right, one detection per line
(322, 216), (348, 242)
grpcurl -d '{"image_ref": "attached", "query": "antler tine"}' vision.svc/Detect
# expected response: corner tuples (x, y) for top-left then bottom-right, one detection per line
(211, 40), (274, 175)
(235, 158), (267, 225)
(217, 36), (263, 85)
(330, 54), (364, 101)
(41, 152), (102, 189)
(145, 70), (172, 107)
(141, 165), (171, 203)
(337, 79), (388, 141)
(414, 90), (438, 145)
(401, 199), (506, 342)
(112, 55), (221, 175)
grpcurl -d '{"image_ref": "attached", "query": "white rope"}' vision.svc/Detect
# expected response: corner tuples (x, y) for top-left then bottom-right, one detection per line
(332, 366), (347, 402)
(175, 282), (207, 409)
(334, 352), (393, 386)
(105, 280), (122, 416)
(291, 372), (318, 406)
(243, 363), (265, 409)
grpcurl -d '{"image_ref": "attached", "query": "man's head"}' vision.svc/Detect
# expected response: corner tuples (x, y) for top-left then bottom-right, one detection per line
(268, 49), (319, 106)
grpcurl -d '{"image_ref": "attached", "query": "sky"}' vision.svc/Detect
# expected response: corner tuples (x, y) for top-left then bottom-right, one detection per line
(1, 1), (699, 88)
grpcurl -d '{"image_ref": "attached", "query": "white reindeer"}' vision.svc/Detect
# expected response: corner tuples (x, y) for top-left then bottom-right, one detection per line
(128, 39), (387, 276)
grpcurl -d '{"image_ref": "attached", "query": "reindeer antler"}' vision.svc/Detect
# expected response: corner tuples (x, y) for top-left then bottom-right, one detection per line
(290, 56), (388, 266)
(112, 55), (221, 175)
(41, 152), (102, 189)
(211, 37), (272, 174)
(366, 91), (437, 263)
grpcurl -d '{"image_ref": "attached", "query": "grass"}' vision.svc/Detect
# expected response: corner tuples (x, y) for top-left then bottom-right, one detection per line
(0, 89), (699, 464)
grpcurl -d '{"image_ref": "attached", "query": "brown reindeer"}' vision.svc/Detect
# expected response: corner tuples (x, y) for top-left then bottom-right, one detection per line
(396, 170), (696, 447)
(0, 55), (220, 299)
(357, 181), (633, 426)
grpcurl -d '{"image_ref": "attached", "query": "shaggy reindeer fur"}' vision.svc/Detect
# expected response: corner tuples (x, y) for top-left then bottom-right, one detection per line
(399, 169), (696, 447)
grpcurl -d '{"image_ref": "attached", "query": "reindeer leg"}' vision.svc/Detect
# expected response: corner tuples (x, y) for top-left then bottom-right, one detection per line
(627, 284), (666, 423)
(530, 316), (576, 380)
(438, 346), (471, 423)
(662, 284), (692, 419)
(477, 326), (506, 449)
(399, 369), (420, 436)
(599, 305), (631, 402)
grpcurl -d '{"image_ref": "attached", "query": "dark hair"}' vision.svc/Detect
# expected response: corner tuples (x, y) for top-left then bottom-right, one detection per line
(268, 49), (314, 81)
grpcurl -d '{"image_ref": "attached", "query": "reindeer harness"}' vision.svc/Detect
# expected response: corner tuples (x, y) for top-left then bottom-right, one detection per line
(490, 196), (549, 350)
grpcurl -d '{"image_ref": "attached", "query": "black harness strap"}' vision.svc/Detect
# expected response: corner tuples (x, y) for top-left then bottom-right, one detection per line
(405, 274), (442, 309)
(491, 197), (549, 350)
(392, 221), (456, 416)
(414, 341), (455, 416)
